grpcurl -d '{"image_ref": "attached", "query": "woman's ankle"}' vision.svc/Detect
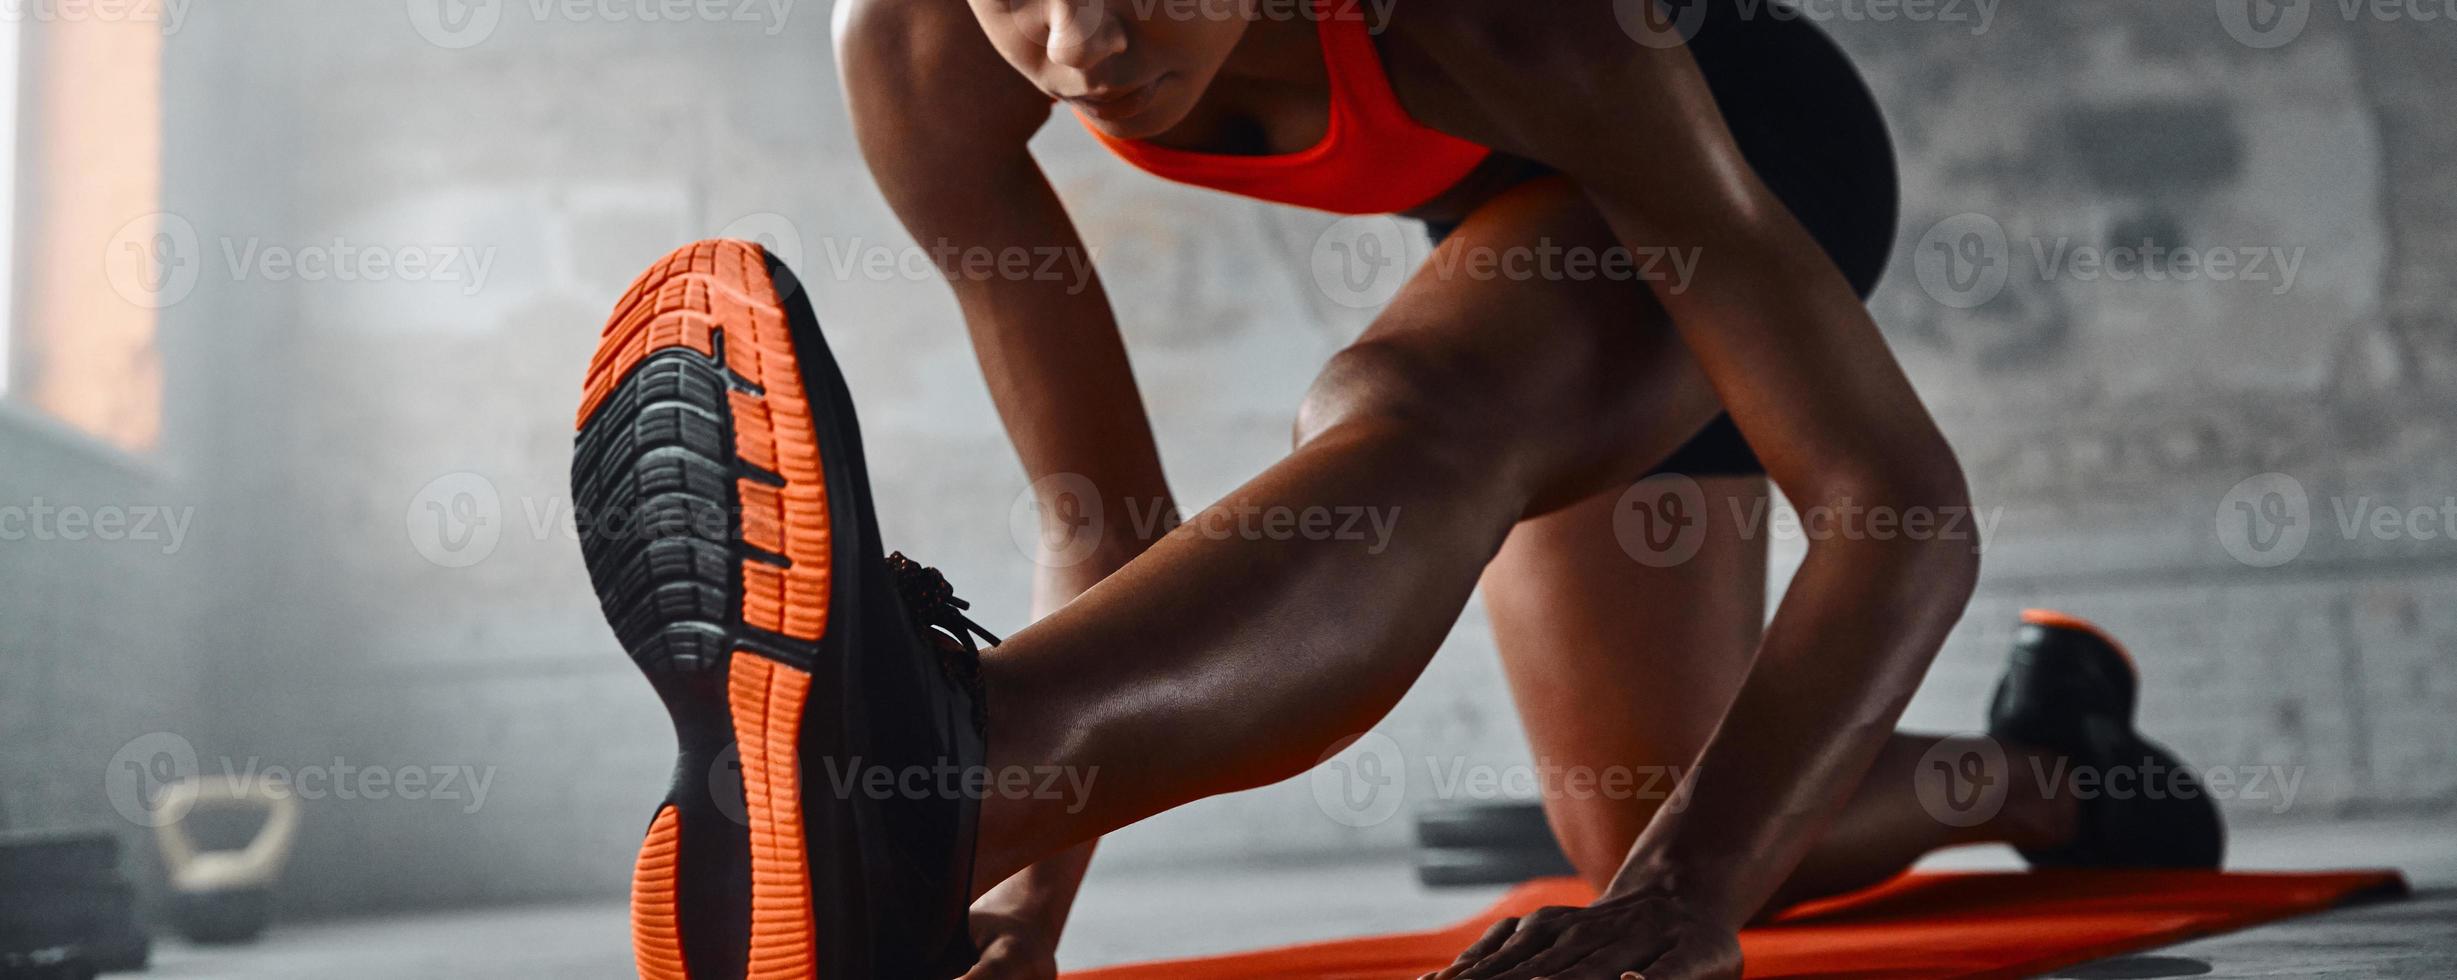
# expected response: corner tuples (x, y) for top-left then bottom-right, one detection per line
(1995, 744), (2080, 850)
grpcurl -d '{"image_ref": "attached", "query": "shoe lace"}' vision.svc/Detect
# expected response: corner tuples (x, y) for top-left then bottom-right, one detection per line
(886, 552), (1000, 728)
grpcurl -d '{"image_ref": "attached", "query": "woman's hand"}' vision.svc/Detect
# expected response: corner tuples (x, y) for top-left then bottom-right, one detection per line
(1423, 885), (1741, 980)
(960, 906), (1062, 980)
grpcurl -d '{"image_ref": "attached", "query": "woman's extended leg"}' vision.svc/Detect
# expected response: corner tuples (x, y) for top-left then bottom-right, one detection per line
(969, 177), (1741, 893)
(1483, 493), (2076, 919)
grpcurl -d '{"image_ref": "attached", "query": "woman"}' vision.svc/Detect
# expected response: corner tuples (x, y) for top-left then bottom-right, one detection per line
(570, 1), (2224, 977)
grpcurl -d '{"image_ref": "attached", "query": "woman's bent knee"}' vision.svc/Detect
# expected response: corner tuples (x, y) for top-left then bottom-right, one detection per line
(1292, 339), (1520, 460)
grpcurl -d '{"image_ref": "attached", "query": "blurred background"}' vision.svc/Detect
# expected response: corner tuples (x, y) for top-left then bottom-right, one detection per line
(1, 0), (2453, 975)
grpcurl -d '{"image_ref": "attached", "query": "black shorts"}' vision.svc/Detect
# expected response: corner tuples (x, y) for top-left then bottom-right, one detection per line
(1424, 4), (1899, 480)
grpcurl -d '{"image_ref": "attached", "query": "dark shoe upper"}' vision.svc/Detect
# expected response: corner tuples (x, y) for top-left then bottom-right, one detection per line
(1987, 611), (2225, 870)
(819, 552), (992, 980)
(767, 252), (992, 979)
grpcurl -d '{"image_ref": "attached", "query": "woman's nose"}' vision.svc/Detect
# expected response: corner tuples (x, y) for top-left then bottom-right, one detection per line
(1042, 0), (1126, 72)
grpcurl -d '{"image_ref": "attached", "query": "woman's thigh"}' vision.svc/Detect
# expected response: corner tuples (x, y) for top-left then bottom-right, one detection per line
(1481, 476), (1769, 888)
(1301, 175), (1768, 888)
(1304, 177), (1726, 513)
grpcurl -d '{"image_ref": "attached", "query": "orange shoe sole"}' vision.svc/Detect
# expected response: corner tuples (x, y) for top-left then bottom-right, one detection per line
(574, 240), (829, 979)
(573, 240), (986, 980)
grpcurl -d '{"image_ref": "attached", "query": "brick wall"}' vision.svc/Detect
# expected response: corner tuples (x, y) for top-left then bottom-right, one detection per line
(45, 0), (2446, 915)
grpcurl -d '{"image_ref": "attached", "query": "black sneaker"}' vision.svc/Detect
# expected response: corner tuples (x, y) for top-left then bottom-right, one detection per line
(572, 239), (996, 979)
(1987, 610), (2224, 870)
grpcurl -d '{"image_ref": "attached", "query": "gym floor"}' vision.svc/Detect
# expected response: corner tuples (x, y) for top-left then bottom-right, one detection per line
(135, 818), (2454, 979)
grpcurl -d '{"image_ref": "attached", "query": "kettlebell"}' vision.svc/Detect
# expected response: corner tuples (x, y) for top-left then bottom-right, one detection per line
(150, 775), (300, 944)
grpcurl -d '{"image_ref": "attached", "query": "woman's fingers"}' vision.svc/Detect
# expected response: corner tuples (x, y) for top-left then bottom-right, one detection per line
(1484, 938), (1603, 980)
(1624, 932), (1742, 980)
(1541, 933), (1677, 980)
(958, 932), (1053, 980)
(1454, 908), (1579, 979)
(956, 937), (1012, 980)
(1432, 918), (1521, 980)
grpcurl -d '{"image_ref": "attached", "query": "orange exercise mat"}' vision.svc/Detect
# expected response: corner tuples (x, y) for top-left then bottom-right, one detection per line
(1069, 869), (2407, 980)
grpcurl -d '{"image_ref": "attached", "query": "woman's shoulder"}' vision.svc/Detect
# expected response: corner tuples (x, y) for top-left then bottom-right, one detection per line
(835, 0), (1050, 143)
(834, 0), (996, 74)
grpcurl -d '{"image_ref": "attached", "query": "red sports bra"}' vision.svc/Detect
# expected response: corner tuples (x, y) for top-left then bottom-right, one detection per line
(1075, 5), (1492, 216)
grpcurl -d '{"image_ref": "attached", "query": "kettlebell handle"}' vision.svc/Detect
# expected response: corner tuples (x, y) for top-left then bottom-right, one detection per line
(153, 775), (302, 889)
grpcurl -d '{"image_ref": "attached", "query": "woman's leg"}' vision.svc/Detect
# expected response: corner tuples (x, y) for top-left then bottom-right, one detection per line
(1483, 488), (2077, 919)
(968, 177), (1738, 893)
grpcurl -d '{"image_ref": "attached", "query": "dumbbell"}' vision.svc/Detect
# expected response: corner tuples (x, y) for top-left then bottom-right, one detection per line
(1413, 801), (1577, 888)
(0, 830), (148, 977)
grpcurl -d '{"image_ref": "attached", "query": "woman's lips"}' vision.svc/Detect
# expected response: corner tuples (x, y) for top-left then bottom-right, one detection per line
(1065, 76), (1162, 121)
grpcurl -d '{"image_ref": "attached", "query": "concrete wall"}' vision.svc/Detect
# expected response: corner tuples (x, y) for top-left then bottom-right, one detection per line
(8, 0), (2443, 917)
(0, 406), (199, 879)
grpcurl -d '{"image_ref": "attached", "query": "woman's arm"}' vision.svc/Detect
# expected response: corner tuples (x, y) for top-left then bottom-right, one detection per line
(837, 0), (1174, 568)
(838, 1), (1172, 973)
(1420, 8), (1979, 978)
